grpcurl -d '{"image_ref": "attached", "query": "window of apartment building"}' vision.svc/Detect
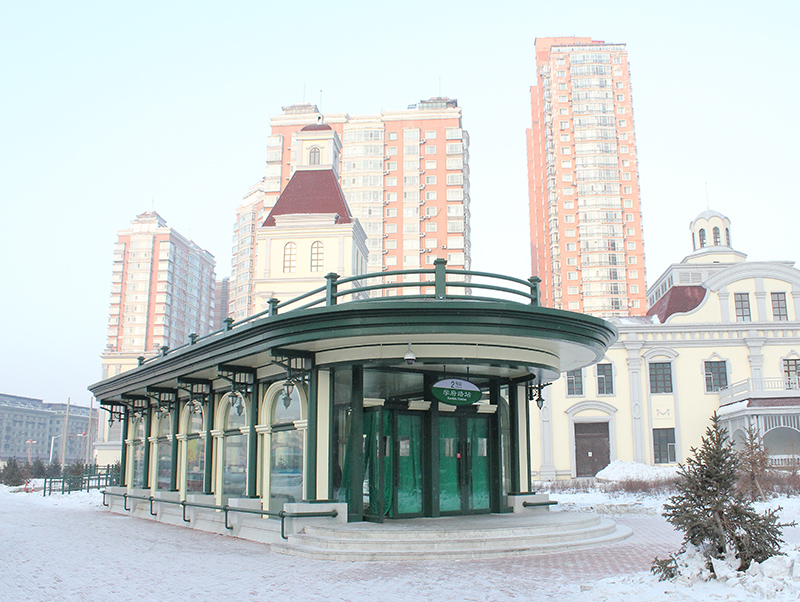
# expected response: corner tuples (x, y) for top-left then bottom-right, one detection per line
(447, 189), (464, 201)
(704, 361), (728, 392)
(566, 257), (577, 265)
(567, 286), (579, 294)
(387, 132), (398, 141)
(447, 173), (463, 185)
(425, 206), (438, 217)
(568, 301), (579, 310)
(622, 172), (631, 180)
(627, 228), (636, 236)
(283, 242), (296, 273)
(630, 284), (639, 293)
(559, 108), (569, 115)
(425, 222), (437, 232)
(615, 81), (623, 89)
(385, 208), (397, 218)
(653, 428), (676, 464)
(624, 199), (633, 208)
(386, 224), (397, 233)
(620, 145), (629, 153)
(563, 199), (574, 207)
(558, 83), (567, 90)
(425, 130), (436, 139)
(560, 134), (570, 142)
(445, 128), (462, 140)
(386, 192), (397, 202)
(386, 177), (397, 186)
(447, 220), (464, 233)
(772, 292), (789, 321)
(616, 94), (625, 102)
(627, 241), (636, 250)
(734, 293), (751, 322)
(561, 147), (571, 155)
(566, 369), (584, 396)
(425, 191), (437, 201)
(629, 256), (637, 264)
(649, 362), (673, 394)
(387, 146), (397, 156)
(567, 272), (578, 280)
(425, 145), (437, 155)
(310, 241), (324, 272)
(597, 364), (614, 395)
(558, 95), (568, 102)
(425, 175), (437, 185)
(566, 243), (576, 251)
(386, 161), (397, 171)
(619, 120), (627, 128)
(561, 160), (572, 168)
(426, 160), (437, 169)
(625, 213), (634, 222)
(564, 214), (575, 223)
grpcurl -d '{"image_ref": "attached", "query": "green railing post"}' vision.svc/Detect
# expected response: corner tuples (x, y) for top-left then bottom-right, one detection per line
(267, 298), (279, 316)
(120, 408), (130, 487)
(247, 385), (258, 498)
(528, 276), (541, 306)
(169, 401), (179, 492)
(142, 405), (152, 488)
(224, 317), (234, 331)
(434, 258), (447, 300)
(325, 273), (339, 306)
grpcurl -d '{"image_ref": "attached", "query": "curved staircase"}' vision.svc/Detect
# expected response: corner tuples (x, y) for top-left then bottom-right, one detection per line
(274, 511), (632, 561)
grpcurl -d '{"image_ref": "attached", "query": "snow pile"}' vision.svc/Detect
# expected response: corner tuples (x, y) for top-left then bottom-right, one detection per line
(586, 545), (800, 601)
(595, 460), (679, 483)
(550, 490), (666, 515)
(1, 483), (104, 510)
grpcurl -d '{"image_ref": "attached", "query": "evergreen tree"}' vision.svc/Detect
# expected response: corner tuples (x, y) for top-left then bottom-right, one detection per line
(45, 461), (61, 478)
(653, 413), (791, 578)
(736, 422), (769, 501)
(30, 457), (47, 479)
(0, 457), (30, 486)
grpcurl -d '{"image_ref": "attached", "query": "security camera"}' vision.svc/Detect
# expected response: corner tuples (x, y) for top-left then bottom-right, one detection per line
(404, 343), (416, 365)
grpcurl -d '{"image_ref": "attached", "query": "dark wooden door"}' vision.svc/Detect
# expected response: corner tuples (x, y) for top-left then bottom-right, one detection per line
(574, 422), (610, 477)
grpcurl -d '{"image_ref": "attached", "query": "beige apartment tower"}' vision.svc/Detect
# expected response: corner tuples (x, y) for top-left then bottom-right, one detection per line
(527, 37), (646, 317)
(102, 211), (217, 378)
(230, 98), (471, 320)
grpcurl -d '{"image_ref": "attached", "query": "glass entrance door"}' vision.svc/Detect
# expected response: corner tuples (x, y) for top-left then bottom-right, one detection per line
(439, 415), (491, 514)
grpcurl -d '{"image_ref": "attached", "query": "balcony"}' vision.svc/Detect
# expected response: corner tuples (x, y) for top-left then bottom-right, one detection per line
(719, 378), (800, 405)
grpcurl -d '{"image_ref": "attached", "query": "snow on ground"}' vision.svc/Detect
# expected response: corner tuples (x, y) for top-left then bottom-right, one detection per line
(596, 459), (680, 483)
(1, 467), (799, 601)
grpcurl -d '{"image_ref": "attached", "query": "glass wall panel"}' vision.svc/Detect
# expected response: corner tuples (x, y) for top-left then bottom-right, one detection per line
(222, 433), (247, 498)
(396, 413), (422, 515)
(439, 416), (460, 512)
(269, 429), (303, 512)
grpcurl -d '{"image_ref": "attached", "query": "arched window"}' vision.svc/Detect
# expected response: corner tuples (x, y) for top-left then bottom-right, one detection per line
(131, 418), (146, 488)
(283, 242), (297, 273)
(310, 241), (324, 272)
(713, 226), (721, 246)
(221, 393), (248, 501)
(308, 146), (321, 165)
(182, 404), (205, 493)
(261, 383), (306, 513)
(698, 228), (706, 248)
(155, 411), (172, 490)
(726, 228), (731, 247)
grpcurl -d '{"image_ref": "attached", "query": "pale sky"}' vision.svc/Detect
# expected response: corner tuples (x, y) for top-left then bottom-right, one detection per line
(1, 1), (798, 407)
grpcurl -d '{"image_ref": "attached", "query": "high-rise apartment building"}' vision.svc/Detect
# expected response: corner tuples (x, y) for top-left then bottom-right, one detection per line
(230, 98), (471, 320)
(102, 212), (217, 378)
(527, 37), (646, 317)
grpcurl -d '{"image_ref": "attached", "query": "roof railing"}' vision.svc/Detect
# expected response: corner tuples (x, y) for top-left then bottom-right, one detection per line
(134, 260), (541, 367)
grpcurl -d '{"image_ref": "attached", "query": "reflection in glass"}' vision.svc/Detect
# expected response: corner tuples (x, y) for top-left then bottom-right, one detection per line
(269, 429), (303, 513)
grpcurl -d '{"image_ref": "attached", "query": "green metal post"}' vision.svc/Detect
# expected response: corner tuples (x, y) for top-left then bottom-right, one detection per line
(528, 276), (541, 306)
(348, 366), (364, 521)
(247, 384), (258, 498)
(305, 360), (318, 501)
(325, 273), (339, 306)
(203, 394), (215, 495)
(142, 404), (153, 488)
(525, 384), (533, 493)
(120, 408), (130, 487)
(489, 381), (503, 512)
(434, 258), (447, 299)
(169, 401), (179, 491)
(424, 374), (439, 517)
(268, 298), (279, 316)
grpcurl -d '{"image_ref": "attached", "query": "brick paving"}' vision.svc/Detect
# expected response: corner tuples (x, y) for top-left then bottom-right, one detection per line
(2, 491), (796, 602)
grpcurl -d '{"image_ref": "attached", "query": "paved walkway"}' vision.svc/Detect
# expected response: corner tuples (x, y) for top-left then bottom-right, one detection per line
(3, 491), (791, 602)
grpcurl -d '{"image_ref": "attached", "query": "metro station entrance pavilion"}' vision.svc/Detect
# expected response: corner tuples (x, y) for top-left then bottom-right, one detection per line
(91, 265), (617, 544)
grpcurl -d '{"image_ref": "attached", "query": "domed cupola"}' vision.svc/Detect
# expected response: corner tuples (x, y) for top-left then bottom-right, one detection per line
(690, 209), (731, 251)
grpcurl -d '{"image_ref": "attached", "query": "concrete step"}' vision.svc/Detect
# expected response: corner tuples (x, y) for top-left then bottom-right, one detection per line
(273, 512), (633, 561)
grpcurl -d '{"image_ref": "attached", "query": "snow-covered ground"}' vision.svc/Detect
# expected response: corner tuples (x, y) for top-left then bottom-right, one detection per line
(1, 463), (799, 601)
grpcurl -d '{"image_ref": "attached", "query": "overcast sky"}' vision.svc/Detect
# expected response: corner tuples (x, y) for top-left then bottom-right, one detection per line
(1, 1), (798, 407)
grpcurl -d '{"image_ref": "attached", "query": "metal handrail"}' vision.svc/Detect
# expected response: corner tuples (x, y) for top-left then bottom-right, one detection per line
(131, 262), (542, 368)
(101, 490), (337, 540)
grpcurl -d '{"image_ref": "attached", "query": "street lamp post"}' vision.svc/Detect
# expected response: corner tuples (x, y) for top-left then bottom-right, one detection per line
(49, 435), (62, 463)
(26, 439), (37, 463)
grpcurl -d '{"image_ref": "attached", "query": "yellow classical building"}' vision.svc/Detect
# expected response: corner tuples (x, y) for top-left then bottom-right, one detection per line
(536, 210), (800, 479)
